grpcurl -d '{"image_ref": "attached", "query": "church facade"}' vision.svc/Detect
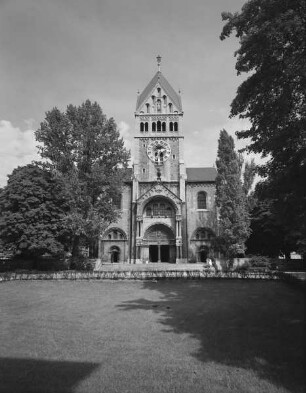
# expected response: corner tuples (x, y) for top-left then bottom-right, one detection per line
(99, 59), (218, 264)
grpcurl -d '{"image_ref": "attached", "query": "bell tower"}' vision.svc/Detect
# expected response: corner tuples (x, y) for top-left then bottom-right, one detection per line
(133, 56), (186, 202)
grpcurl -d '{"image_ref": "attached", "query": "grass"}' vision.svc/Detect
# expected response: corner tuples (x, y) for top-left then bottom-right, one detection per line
(0, 280), (305, 393)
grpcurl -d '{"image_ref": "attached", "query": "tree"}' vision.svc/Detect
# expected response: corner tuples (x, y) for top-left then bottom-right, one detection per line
(246, 181), (291, 258)
(220, 0), (306, 255)
(215, 130), (251, 259)
(0, 164), (70, 257)
(35, 100), (130, 258)
(242, 158), (257, 212)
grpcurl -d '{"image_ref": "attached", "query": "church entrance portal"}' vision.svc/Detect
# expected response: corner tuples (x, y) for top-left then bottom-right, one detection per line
(198, 246), (209, 262)
(110, 246), (120, 263)
(149, 244), (170, 263)
(144, 224), (175, 263)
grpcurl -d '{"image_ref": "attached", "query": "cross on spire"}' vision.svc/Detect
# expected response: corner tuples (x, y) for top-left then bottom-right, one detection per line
(156, 55), (162, 72)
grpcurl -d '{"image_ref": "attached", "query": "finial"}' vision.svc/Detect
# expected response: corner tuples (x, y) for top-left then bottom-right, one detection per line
(156, 55), (162, 72)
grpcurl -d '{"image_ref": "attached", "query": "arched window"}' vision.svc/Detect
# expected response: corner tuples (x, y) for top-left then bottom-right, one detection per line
(146, 207), (152, 217)
(153, 203), (158, 216)
(140, 122), (144, 132)
(152, 122), (156, 132)
(193, 228), (213, 241)
(163, 95), (167, 105)
(104, 228), (127, 242)
(146, 103), (150, 113)
(113, 194), (122, 209)
(169, 122), (173, 132)
(152, 95), (156, 104)
(168, 103), (173, 113)
(174, 122), (178, 132)
(162, 122), (166, 132)
(145, 200), (174, 218)
(197, 192), (207, 209)
(157, 121), (161, 132)
(159, 204), (165, 216)
(157, 87), (161, 96)
(145, 122), (148, 131)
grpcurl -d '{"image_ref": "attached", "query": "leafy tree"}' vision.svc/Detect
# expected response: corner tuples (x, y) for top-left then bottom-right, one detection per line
(0, 164), (69, 257)
(220, 0), (306, 255)
(243, 158), (257, 212)
(246, 180), (300, 258)
(35, 100), (130, 257)
(215, 130), (251, 259)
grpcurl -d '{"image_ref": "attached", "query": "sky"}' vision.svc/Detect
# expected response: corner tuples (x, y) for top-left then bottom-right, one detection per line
(0, 0), (255, 187)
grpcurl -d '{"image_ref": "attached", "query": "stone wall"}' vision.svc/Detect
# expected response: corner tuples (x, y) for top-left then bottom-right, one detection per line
(99, 183), (132, 262)
(185, 182), (217, 262)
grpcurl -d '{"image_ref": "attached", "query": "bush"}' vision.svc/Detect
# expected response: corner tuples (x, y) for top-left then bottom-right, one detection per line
(249, 255), (271, 268)
(69, 255), (93, 271)
(234, 260), (250, 272)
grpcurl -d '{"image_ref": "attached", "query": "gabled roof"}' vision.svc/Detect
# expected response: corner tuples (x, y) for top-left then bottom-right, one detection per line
(186, 167), (217, 183)
(136, 71), (182, 112)
(137, 181), (182, 203)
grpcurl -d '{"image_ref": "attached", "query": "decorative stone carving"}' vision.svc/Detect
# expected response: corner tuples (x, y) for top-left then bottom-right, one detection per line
(187, 183), (216, 188)
(137, 183), (182, 216)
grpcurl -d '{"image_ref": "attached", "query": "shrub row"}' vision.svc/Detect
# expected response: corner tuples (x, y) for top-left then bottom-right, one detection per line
(0, 270), (281, 283)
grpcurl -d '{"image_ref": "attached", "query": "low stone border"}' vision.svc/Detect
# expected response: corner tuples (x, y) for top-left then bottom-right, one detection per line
(0, 270), (282, 282)
(278, 271), (306, 288)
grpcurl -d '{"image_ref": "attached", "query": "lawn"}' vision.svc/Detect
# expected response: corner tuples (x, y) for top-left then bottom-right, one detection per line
(0, 280), (305, 393)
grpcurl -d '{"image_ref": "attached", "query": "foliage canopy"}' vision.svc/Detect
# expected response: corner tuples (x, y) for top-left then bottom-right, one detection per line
(0, 164), (69, 257)
(215, 130), (251, 258)
(221, 0), (306, 254)
(35, 100), (130, 256)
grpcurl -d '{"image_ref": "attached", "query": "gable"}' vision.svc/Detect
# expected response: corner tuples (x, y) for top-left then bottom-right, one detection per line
(136, 182), (182, 214)
(136, 72), (182, 113)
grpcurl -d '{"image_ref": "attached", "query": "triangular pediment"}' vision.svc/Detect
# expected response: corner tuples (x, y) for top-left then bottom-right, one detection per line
(137, 182), (182, 208)
(136, 71), (182, 113)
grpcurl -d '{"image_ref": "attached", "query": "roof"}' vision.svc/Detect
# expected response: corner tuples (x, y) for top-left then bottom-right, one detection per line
(136, 71), (182, 112)
(186, 167), (217, 182)
(122, 167), (217, 183)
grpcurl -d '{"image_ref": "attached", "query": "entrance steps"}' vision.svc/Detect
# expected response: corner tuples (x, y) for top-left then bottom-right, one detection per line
(94, 262), (207, 272)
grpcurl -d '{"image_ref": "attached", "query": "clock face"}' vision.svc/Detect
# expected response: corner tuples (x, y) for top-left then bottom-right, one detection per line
(147, 140), (171, 164)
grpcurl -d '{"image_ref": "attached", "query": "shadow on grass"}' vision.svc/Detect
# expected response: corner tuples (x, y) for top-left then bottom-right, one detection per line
(118, 280), (306, 393)
(0, 357), (99, 393)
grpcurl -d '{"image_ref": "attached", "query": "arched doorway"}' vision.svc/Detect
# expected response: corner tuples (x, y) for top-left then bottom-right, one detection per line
(143, 224), (175, 263)
(198, 245), (209, 262)
(110, 246), (120, 263)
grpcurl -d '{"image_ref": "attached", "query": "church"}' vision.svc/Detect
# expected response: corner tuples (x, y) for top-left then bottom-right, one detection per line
(99, 57), (218, 264)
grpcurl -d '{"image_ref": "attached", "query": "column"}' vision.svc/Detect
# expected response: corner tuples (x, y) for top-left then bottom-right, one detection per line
(136, 216), (143, 238)
(158, 245), (161, 263)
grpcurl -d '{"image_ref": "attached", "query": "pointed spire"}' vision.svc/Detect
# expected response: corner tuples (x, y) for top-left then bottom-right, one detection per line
(156, 55), (162, 72)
